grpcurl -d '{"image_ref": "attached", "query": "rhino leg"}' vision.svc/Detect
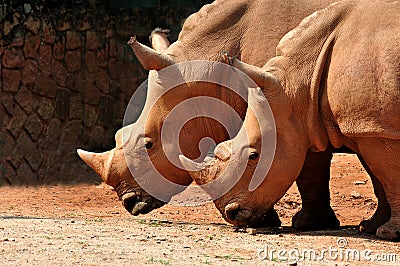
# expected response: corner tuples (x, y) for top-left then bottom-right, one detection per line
(357, 138), (400, 241)
(292, 148), (340, 230)
(358, 155), (391, 234)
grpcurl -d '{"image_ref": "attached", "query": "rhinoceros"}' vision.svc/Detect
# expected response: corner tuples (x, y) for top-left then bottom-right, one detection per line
(179, 0), (400, 240)
(75, 0), (371, 230)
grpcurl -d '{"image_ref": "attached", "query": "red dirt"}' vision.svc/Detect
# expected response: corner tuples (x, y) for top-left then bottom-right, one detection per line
(1, 154), (399, 265)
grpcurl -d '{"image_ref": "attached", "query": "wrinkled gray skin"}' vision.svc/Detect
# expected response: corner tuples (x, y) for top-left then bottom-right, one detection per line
(78, 0), (386, 231)
(181, 0), (399, 240)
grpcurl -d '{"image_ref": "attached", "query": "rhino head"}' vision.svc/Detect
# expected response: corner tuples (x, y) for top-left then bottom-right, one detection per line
(78, 32), (180, 215)
(179, 58), (311, 227)
(77, 31), (250, 215)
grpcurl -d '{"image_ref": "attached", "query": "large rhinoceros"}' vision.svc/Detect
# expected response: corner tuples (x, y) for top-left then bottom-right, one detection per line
(180, 0), (400, 240)
(75, 0), (372, 230)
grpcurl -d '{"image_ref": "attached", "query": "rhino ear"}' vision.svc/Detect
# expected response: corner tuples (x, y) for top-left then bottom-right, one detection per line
(150, 28), (171, 52)
(128, 36), (175, 71)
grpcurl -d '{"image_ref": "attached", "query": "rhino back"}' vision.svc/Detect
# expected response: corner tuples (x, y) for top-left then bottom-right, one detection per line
(168, 0), (335, 67)
(326, 0), (400, 139)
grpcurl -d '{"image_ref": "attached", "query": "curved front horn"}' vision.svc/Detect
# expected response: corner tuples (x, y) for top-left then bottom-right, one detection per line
(128, 36), (175, 71)
(77, 149), (111, 183)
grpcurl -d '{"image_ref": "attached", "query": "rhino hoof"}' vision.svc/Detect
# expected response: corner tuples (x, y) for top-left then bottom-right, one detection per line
(376, 221), (400, 241)
(292, 207), (340, 230)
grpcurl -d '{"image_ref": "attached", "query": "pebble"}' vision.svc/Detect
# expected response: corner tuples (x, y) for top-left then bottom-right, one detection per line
(246, 228), (257, 235)
(351, 191), (362, 199)
(354, 180), (366, 185)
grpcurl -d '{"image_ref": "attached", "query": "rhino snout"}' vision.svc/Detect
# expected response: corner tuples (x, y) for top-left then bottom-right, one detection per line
(120, 192), (164, 215)
(224, 202), (252, 225)
(222, 202), (281, 228)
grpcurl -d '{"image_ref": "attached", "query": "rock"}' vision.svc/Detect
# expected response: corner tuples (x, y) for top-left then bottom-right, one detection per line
(66, 31), (83, 50)
(37, 99), (55, 121)
(246, 228), (257, 235)
(51, 59), (68, 86)
(15, 86), (37, 113)
(25, 16), (40, 35)
(69, 93), (83, 120)
(96, 45), (109, 68)
(57, 14), (72, 31)
(2, 47), (24, 68)
(89, 126), (105, 147)
(65, 50), (82, 72)
(108, 58), (118, 80)
(25, 151), (44, 173)
(22, 59), (39, 86)
(354, 180), (366, 185)
(59, 120), (83, 149)
(42, 119), (61, 150)
(42, 19), (55, 44)
(23, 4), (32, 14)
(24, 114), (44, 141)
(3, 15), (18, 36)
(85, 51), (96, 73)
(55, 89), (71, 120)
(98, 96), (114, 127)
(76, 13), (91, 31)
(34, 73), (57, 97)
(38, 44), (52, 74)
(86, 31), (99, 50)
(10, 26), (25, 47)
(0, 132), (14, 161)
(351, 191), (362, 199)
(0, 40), (4, 56)
(2, 69), (21, 92)
(109, 38), (118, 58)
(16, 131), (36, 155)
(17, 161), (37, 184)
(83, 105), (98, 127)
(95, 68), (110, 94)
(1, 94), (15, 116)
(53, 38), (65, 61)
(24, 32), (40, 59)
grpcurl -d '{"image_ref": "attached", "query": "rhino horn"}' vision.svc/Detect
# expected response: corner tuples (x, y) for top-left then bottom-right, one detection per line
(179, 155), (216, 185)
(77, 149), (111, 183)
(128, 35), (175, 71)
(226, 56), (281, 91)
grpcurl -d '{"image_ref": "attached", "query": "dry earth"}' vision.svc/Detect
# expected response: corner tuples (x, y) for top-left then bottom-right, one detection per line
(1, 154), (399, 265)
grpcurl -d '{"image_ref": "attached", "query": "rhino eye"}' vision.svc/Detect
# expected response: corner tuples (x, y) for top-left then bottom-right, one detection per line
(145, 142), (153, 149)
(249, 152), (259, 160)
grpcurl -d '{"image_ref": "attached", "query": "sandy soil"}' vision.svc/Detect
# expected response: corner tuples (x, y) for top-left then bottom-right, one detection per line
(1, 154), (399, 265)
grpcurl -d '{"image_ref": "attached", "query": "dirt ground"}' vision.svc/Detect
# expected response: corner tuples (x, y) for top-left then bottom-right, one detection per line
(1, 154), (399, 265)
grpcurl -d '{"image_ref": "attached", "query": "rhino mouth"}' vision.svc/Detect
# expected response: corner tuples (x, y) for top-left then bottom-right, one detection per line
(115, 181), (165, 216)
(220, 202), (281, 228)
(120, 191), (165, 215)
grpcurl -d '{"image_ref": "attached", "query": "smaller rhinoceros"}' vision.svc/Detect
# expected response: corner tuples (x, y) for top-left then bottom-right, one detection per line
(180, 0), (400, 241)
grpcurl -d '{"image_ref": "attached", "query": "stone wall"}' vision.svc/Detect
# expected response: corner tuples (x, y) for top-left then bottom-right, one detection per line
(0, 0), (211, 185)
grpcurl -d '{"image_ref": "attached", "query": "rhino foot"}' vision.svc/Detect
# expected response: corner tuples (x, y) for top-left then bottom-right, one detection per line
(359, 219), (382, 235)
(376, 221), (400, 241)
(292, 207), (340, 230)
(359, 212), (390, 235)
